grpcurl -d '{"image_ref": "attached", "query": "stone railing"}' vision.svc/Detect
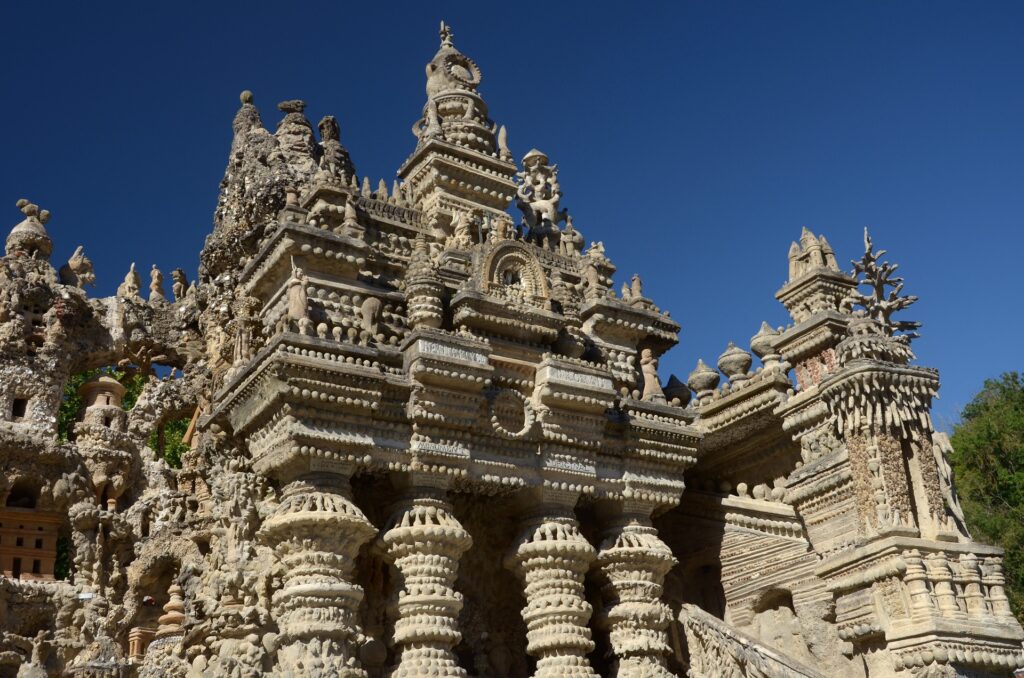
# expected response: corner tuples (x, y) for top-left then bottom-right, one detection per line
(679, 604), (826, 678)
(899, 547), (1015, 624)
(821, 538), (1024, 674)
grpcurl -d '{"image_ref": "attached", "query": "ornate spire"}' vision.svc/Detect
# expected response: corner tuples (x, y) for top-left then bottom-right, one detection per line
(398, 23), (517, 220)
(788, 226), (839, 281)
(776, 226), (856, 325)
(415, 21), (493, 153)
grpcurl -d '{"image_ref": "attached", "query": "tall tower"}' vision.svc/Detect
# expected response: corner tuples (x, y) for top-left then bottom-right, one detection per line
(397, 22), (518, 231)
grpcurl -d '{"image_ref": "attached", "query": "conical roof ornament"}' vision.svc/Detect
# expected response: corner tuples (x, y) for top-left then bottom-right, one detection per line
(687, 358), (720, 398)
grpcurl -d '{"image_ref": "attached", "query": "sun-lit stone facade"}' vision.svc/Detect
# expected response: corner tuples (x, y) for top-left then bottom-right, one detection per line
(0, 21), (1020, 678)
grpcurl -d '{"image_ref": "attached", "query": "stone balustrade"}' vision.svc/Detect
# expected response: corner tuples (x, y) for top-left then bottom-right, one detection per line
(900, 547), (1017, 625)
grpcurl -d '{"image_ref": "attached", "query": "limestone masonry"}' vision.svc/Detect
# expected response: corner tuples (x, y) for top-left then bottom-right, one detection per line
(0, 22), (1021, 678)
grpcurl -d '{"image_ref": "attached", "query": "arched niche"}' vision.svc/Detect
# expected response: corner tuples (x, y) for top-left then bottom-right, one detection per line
(481, 242), (549, 301)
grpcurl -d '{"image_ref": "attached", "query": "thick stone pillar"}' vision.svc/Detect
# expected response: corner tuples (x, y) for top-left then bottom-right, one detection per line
(259, 471), (376, 678)
(380, 473), (472, 677)
(595, 500), (677, 678)
(506, 488), (598, 678)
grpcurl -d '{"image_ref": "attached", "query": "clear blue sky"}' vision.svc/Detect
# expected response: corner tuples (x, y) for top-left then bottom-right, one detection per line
(2, 1), (1022, 428)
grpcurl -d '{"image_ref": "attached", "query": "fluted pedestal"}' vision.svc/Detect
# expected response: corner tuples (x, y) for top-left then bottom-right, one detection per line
(380, 479), (472, 677)
(259, 473), (376, 678)
(595, 503), (677, 677)
(507, 492), (599, 678)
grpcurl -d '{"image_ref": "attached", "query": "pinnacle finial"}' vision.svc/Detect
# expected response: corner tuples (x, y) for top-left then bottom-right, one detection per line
(440, 21), (454, 48)
(240, 90), (254, 105)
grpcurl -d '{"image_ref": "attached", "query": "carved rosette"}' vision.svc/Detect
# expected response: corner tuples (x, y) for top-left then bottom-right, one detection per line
(506, 503), (599, 678)
(259, 474), (376, 677)
(595, 510), (677, 677)
(380, 488), (472, 677)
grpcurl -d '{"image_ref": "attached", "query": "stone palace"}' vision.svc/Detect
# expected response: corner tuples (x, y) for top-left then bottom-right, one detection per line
(0, 21), (1021, 678)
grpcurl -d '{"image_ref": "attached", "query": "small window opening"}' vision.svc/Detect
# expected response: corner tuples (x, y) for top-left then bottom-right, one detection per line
(31, 560), (40, 575)
(12, 558), (22, 579)
(103, 416), (112, 428)
(11, 399), (27, 420)
(34, 538), (43, 549)
(16, 537), (23, 547)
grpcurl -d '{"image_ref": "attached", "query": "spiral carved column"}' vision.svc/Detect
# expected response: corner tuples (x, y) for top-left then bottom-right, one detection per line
(506, 489), (599, 678)
(259, 472), (376, 678)
(595, 501), (677, 678)
(380, 475), (472, 677)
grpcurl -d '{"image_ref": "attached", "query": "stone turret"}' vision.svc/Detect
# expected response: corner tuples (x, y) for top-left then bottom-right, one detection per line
(77, 376), (127, 432)
(772, 227), (857, 391)
(777, 227), (853, 324)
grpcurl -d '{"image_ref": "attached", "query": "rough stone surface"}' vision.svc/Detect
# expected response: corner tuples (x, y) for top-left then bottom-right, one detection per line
(0, 22), (1021, 678)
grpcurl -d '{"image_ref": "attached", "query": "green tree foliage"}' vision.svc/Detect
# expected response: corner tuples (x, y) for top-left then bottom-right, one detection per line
(57, 369), (100, 442)
(949, 372), (1024, 619)
(53, 534), (72, 581)
(148, 417), (189, 469)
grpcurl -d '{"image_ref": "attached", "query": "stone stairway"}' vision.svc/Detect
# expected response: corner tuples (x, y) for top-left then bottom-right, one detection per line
(678, 604), (828, 678)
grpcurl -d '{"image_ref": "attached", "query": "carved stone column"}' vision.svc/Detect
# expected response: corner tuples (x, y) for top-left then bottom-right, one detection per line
(925, 552), (966, 621)
(595, 500), (677, 678)
(506, 489), (599, 678)
(380, 473), (472, 677)
(903, 550), (936, 618)
(259, 471), (376, 678)
(959, 553), (987, 619)
(983, 557), (1015, 619)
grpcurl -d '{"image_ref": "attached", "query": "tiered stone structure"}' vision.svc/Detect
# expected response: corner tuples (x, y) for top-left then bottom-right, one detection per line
(0, 22), (1020, 678)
